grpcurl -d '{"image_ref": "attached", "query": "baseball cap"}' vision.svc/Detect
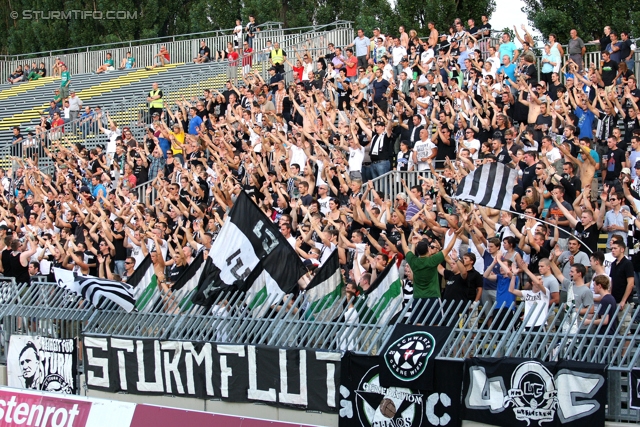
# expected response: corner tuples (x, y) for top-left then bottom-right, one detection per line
(375, 121), (385, 126)
(621, 167), (631, 175)
(635, 160), (640, 169)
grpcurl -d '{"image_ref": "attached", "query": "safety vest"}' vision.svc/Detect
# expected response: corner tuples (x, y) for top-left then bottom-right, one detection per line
(271, 49), (284, 64)
(149, 89), (163, 108)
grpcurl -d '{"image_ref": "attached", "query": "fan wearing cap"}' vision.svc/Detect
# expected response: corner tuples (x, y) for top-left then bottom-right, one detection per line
(399, 227), (462, 325)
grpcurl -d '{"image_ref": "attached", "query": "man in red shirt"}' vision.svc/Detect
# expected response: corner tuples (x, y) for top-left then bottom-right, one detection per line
(147, 46), (170, 69)
(227, 44), (239, 82)
(345, 48), (358, 78)
(242, 41), (254, 76)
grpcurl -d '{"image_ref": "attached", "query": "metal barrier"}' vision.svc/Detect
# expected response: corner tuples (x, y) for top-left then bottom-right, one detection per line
(0, 22), (283, 77)
(2, 24), (354, 171)
(1, 279), (639, 421)
(0, 21), (355, 78)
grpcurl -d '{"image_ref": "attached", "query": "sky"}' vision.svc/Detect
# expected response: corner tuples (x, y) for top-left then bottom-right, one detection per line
(490, 0), (543, 45)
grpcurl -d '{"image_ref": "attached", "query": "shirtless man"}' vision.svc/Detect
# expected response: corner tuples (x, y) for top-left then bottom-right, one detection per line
(141, 234), (166, 283)
(428, 22), (439, 48)
(559, 137), (598, 195)
(518, 82), (544, 126)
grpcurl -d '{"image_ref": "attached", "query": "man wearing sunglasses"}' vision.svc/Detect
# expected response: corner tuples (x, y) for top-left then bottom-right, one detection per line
(121, 257), (136, 282)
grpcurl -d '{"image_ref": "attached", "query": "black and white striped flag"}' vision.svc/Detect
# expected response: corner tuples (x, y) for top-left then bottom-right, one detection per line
(75, 275), (136, 312)
(191, 191), (307, 312)
(454, 162), (518, 211)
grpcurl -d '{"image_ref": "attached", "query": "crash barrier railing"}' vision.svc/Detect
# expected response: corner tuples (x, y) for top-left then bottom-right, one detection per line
(1, 279), (639, 421)
(0, 20), (353, 78)
(0, 22), (289, 78)
(2, 24), (354, 172)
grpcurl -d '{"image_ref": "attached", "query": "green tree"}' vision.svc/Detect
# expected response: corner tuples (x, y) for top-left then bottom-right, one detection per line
(393, 0), (495, 36)
(523, 0), (640, 44)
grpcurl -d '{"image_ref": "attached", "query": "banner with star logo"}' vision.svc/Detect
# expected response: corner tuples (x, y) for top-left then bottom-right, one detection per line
(339, 352), (463, 427)
(379, 324), (453, 390)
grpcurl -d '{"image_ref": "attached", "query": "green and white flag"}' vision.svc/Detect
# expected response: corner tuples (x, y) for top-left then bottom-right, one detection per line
(191, 191), (307, 315)
(304, 250), (344, 321)
(363, 258), (402, 324)
(170, 251), (206, 312)
(127, 254), (157, 312)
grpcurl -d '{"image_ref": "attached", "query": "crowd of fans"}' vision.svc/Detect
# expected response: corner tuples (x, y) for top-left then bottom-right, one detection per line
(1, 18), (640, 334)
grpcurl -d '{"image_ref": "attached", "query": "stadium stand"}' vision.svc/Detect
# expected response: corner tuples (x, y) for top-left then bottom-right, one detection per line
(1, 18), (640, 425)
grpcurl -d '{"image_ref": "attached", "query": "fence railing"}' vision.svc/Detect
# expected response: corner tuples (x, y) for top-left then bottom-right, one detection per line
(1, 278), (639, 421)
(0, 22), (281, 78)
(0, 21), (355, 79)
(2, 24), (354, 172)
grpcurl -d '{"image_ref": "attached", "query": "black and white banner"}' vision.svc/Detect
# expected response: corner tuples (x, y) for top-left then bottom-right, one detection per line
(462, 358), (607, 427)
(630, 368), (640, 409)
(339, 352), (463, 427)
(83, 336), (340, 413)
(7, 335), (78, 394)
(191, 191), (307, 313)
(379, 325), (452, 390)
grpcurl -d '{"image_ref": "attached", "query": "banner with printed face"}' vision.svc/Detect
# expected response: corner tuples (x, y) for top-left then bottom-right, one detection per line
(7, 335), (78, 394)
(379, 324), (453, 390)
(82, 336), (340, 413)
(462, 358), (607, 427)
(339, 352), (463, 427)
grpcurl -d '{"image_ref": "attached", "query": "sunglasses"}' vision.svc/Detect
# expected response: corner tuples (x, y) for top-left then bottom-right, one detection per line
(125, 261), (134, 265)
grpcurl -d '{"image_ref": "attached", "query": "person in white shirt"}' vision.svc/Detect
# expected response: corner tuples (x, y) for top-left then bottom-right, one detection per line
(316, 184), (332, 216)
(280, 223), (296, 248)
(391, 38), (407, 78)
(461, 129), (480, 159)
(511, 261), (550, 330)
(412, 129), (437, 171)
(346, 135), (365, 175)
(233, 19), (243, 48)
(97, 111), (121, 165)
(420, 46), (435, 70)
(541, 136), (562, 164)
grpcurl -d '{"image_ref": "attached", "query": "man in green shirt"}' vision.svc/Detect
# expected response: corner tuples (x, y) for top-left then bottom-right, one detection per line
(96, 53), (115, 74)
(399, 227), (461, 325)
(60, 65), (71, 100)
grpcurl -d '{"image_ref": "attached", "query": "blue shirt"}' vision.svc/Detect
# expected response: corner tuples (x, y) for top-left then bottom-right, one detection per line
(353, 36), (371, 57)
(372, 78), (390, 102)
(188, 115), (203, 135)
(574, 107), (596, 139)
(92, 183), (106, 199)
(458, 50), (471, 70)
(482, 251), (500, 291)
(498, 63), (516, 86)
(498, 42), (518, 61)
(496, 273), (517, 311)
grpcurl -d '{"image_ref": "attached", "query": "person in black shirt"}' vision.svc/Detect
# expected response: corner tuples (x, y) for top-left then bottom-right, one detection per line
(440, 251), (483, 315)
(433, 125), (456, 167)
(520, 54), (538, 86)
(194, 40), (211, 63)
(600, 51), (618, 87)
(359, 118), (393, 179)
(603, 135), (625, 183)
(609, 240), (634, 309)
(521, 227), (550, 276)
